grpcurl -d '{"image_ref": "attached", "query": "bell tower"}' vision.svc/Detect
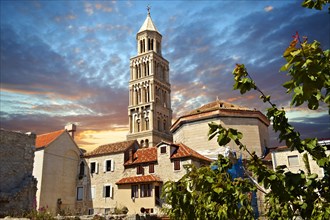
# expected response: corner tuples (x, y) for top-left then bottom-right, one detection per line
(127, 8), (173, 147)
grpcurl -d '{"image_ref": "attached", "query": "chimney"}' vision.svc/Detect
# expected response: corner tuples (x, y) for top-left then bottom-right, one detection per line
(65, 123), (76, 139)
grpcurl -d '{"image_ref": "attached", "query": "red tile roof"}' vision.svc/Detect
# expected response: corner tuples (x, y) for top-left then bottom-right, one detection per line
(84, 140), (137, 158)
(171, 143), (212, 162)
(116, 174), (162, 185)
(171, 100), (270, 133)
(125, 147), (157, 165)
(35, 129), (65, 149)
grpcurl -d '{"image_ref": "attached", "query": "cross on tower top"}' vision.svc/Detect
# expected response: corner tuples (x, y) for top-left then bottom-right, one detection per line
(147, 5), (151, 15)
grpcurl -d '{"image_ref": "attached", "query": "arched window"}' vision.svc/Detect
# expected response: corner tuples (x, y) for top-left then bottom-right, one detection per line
(140, 140), (144, 147)
(145, 118), (149, 130)
(145, 139), (149, 147)
(137, 119), (140, 132)
(79, 161), (85, 178)
(163, 120), (166, 132)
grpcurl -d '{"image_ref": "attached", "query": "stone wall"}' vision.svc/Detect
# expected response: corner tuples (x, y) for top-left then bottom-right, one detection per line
(0, 129), (37, 217)
(173, 116), (269, 159)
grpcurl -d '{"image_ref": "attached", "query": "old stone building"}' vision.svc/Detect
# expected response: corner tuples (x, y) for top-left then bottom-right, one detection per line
(33, 124), (82, 214)
(270, 139), (330, 177)
(0, 129), (37, 217)
(126, 9), (173, 146)
(81, 140), (210, 215)
(171, 100), (270, 159)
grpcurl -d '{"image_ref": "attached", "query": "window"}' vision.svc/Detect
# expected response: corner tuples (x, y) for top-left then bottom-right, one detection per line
(149, 164), (154, 173)
(160, 146), (166, 154)
(103, 159), (114, 172)
(137, 165), (144, 175)
(131, 185), (139, 198)
(103, 185), (113, 198)
(140, 184), (152, 197)
(288, 155), (299, 166)
(77, 187), (83, 201)
(90, 162), (98, 174)
(174, 160), (181, 171)
(79, 161), (85, 177)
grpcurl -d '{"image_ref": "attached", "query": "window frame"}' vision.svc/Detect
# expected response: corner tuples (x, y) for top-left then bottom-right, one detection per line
(160, 146), (166, 154)
(131, 185), (139, 198)
(137, 165), (144, 175)
(103, 184), (113, 198)
(174, 160), (181, 171)
(76, 186), (83, 201)
(90, 161), (98, 174)
(140, 184), (152, 198)
(103, 159), (114, 172)
(149, 164), (155, 173)
(288, 155), (299, 166)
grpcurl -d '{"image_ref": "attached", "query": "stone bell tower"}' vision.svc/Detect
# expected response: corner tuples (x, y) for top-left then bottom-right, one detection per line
(127, 8), (173, 147)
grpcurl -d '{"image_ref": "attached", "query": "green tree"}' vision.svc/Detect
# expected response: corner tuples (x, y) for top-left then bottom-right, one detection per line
(162, 2), (330, 219)
(162, 156), (256, 220)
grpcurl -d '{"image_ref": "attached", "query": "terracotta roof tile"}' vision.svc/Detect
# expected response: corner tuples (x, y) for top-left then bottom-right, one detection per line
(35, 129), (65, 149)
(125, 147), (157, 165)
(116, 174), (162, 185)
(171, 143), (212, 162)
(84, 140), (137, 157)
(171, 100), (270, 133)
(189, 100), (249, 115)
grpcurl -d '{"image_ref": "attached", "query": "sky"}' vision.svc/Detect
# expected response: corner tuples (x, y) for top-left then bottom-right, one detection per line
(1, 0), (329, 151)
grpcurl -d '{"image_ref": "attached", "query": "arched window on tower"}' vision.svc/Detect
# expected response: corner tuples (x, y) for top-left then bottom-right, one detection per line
(137, 119), (140, 132)
(135, 89), (138, 105)
(143, 39), (145, 52)
(139, 40), (142, 53)
(145, 117), (149, 130)
(140, 140), (144, 147)
(145, 139), (149, 147)
(163, 119), (167, 132)
(146, 86), (150, 102)
(163, 91), (167, 107)
(139, 88), (142, 103)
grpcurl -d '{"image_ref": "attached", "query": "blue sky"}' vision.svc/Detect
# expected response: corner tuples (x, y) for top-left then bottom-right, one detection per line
(1, 0), (329, 150)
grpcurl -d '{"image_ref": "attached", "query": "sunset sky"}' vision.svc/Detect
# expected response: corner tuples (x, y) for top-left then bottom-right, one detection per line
(1, 0), (329, 151)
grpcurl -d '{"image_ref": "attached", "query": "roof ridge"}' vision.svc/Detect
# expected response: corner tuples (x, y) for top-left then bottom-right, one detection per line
(37, 129), (65, 136)
(99, 139), (136, 147)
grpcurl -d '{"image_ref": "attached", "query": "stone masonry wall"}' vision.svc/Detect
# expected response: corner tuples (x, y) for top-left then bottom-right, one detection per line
(0, 129), (38, 217)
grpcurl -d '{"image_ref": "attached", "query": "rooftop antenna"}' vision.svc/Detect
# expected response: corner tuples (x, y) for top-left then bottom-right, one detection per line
(147, 5), (151, 15)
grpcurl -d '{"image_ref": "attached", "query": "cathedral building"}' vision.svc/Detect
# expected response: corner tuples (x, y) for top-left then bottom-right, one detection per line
(77, 11), (210, 215)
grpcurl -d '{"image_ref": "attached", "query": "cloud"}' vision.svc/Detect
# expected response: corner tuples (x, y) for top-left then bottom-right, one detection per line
(264, 6), (274, 12)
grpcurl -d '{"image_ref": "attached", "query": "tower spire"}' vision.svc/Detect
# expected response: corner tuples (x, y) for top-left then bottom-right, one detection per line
(147, 5), (151, 16)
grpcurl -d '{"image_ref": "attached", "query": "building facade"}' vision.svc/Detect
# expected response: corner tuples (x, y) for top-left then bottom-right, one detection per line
(171, 100), (270, 159)
(126, 10), (173, 147)
(33, 125), (82, 214)
(271, 139), (330, 178)
(80, 140), (210, 215)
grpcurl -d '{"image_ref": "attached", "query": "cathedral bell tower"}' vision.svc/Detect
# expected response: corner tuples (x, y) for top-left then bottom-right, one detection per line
(127, 9), (173, 147)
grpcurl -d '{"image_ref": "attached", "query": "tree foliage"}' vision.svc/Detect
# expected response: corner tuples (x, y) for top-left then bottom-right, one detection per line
(162, 157), (256, 220)
(230, 33), (330, 219)
(162, 3), (330, 220)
